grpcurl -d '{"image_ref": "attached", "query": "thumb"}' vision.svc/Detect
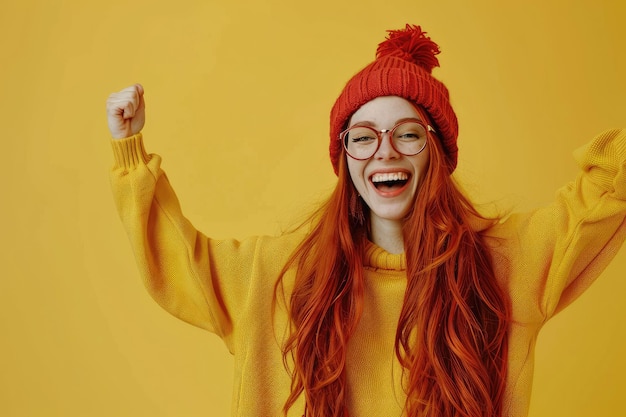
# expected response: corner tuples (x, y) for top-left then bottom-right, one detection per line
(135, 83), (144, 97)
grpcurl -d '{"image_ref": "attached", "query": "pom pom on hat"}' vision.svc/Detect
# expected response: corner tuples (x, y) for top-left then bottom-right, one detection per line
(329, 24), (458, 175)
(376, 24), (441, 74)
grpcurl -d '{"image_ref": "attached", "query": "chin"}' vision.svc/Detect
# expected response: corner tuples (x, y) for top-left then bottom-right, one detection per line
(370, 205), (412, 222)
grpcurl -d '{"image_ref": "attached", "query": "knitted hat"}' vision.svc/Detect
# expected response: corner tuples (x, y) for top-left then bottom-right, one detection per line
(329, 24), (458, 174)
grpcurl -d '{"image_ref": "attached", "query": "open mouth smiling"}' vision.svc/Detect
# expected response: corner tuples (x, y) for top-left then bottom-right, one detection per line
(370, 172), (410, 192)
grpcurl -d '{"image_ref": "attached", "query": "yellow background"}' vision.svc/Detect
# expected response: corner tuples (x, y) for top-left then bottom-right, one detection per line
(1, 0), (625, 416)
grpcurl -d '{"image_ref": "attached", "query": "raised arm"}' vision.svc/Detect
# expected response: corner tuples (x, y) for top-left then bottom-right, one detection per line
(106, 85), (282, 345)
(487, 129), (626, 324)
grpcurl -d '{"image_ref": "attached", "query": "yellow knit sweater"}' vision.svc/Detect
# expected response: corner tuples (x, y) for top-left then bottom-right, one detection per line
(110, 129), (626, 417)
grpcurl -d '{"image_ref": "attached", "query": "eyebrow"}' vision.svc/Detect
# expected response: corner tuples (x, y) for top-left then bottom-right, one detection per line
(349, 117), (422, 129)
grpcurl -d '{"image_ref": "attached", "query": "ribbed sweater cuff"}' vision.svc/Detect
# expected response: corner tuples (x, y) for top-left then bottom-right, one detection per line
(574, 128), (626, 199)
(110, 133), (149, 170)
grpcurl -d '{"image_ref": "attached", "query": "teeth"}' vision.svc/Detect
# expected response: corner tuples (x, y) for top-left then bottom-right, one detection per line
(371, 172), (409, 183)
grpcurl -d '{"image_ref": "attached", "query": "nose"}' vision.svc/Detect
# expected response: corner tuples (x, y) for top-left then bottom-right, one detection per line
(374, 130), (401, 160)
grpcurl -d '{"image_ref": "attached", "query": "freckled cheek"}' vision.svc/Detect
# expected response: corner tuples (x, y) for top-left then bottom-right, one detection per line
(413, 151), (430, 182)
(346, 160), (367, 190)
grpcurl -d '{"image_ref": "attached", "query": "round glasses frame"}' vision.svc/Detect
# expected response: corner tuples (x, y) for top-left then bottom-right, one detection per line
(340, 120), (436, 160)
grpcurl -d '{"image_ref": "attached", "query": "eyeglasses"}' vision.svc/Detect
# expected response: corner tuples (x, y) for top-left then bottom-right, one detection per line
(340, 120), (434, 160)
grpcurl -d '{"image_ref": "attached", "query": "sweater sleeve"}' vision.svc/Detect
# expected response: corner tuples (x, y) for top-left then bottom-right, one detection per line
(108, 133), (296, 348)
(487, 129), (626, 323)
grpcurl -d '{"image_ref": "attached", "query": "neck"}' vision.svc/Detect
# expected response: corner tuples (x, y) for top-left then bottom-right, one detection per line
(369, 215), (405, 254)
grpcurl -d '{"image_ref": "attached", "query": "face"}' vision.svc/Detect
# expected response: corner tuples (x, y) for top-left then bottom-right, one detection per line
(346, 96), (431, 224)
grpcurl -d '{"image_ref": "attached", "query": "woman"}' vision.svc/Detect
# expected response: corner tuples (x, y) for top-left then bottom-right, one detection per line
(107, 25), (626, 417)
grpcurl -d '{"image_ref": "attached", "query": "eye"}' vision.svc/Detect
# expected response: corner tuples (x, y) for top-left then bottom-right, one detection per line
(394, 132), (421, 142)
(351, 134), (377, 143)
(346, 127), (377, 144)
(394, 123), (426, 142)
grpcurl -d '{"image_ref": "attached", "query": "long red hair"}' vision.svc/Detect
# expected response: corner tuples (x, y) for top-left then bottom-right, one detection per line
(274, 128), (510, 417)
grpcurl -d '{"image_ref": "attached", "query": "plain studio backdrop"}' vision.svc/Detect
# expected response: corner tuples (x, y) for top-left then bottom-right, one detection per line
(1, 1), (625, 416)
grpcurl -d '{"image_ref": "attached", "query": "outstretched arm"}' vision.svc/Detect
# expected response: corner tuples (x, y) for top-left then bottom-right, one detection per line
(487, 129), (626, 324)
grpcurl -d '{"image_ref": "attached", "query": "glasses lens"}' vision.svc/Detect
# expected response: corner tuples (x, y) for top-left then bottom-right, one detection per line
(391, 122), (428, 155)
(343, 126), (379, 159)
(342, 121), (429, 159)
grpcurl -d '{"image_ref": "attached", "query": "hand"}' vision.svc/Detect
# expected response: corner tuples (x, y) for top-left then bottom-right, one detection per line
(106, 84), (146, 139)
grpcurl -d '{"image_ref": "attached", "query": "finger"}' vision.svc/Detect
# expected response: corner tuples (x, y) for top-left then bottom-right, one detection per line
(106, 97), (125, 117)
(121, 84), (143, 101)
(107, 90), (140, 117)
(136, 94), (146, 113)
(122, 101), (136, 119)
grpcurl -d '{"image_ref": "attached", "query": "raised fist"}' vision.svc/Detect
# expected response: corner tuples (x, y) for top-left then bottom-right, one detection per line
(106, 84), (146, 139)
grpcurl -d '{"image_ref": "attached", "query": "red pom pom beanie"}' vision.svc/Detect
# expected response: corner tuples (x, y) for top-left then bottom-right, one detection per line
(329, 24), (459, 174)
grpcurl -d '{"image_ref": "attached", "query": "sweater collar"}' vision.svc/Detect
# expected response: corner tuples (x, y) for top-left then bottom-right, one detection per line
(363, 240), (406, 271)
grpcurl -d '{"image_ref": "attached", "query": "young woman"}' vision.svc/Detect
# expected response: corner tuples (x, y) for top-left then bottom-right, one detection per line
(107, 25), (626, 417)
